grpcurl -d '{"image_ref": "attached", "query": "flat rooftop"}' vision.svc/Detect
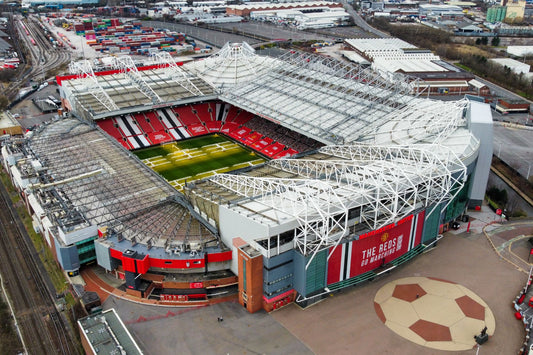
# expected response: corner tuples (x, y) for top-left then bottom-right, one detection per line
(78, 308), (143, 355)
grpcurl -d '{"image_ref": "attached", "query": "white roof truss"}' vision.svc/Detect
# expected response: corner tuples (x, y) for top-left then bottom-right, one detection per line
(209, 143), (466, 267)
(68, 60), (119, 112)
(152, 51), (205, 97)
(112, 56), (163, 105)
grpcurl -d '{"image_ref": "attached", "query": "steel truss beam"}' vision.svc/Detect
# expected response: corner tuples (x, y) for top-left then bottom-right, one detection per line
(68, 60), (119, 112)
(152, 51), (204, 97)
(28, 120), (177, 230)
(209, 144), (466, 267)
(269, 158), (419, 228)
(210, 174), (348, 266)
(112, 56), (162, 104)
(319, 144), (467, 219)
(195, 42), (272, 89)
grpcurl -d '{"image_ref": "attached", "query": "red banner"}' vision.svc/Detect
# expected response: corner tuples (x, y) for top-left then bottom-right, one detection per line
(349, 220), (412, 276)
(327, 211), (424, 285)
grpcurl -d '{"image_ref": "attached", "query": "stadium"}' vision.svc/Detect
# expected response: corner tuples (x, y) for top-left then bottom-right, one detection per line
(1, 42), (493, 312)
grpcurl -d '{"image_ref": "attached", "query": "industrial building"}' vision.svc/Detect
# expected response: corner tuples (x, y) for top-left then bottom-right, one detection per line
(249, 6), (350, 29)
(490, 57), (531, 76)
(1, 43), (493, 311)
(344, 38), (481, 96)
(226, 1), (343, 17)
(22, 0), (99, 6)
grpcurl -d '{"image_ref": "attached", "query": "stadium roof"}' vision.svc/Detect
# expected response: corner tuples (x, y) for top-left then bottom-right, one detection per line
(185, 42), (276, 89)
(61, 56), (215, 120)
(25, 118), (216, 248)
(218, 49), (466, 146)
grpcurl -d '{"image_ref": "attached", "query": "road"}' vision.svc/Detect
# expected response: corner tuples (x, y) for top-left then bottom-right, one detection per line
(143, 20), (264, 48)
(475, 76), (533, 106)
(143, 20), (371, 49)
(337, 0), (388, 38)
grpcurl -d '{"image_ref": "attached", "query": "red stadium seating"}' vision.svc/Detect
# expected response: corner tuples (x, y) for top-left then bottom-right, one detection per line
(208, 102), (216, 120)
(145, 112), (166, 131)
(187, 124), (209, 136)
(205, 121), (222, 132)
(261, 142), (285, 157)
(225, 106), (240, 122)
(97, 119), (125, 141)
(273, 148), (298, 159)
(243, 131), (262, 145)
(229, 127), (251, 140)
(127, 134), (151, 149)
(173, 106), (202, 126)
(220, 122), (239, 135)
(99, 104), (312, 156)
(250, 137), (273, 151)
(285, 148), (299, 156)
(232, 111), (254, 126)
(193, 103), (213, 122)
(116, 115), (143, 137)
(134, 113), (156, 134)
(148, 131), (174, 144)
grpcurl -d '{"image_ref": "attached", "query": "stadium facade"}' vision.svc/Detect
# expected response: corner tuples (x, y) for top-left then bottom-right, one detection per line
(1, 42), (493, 311)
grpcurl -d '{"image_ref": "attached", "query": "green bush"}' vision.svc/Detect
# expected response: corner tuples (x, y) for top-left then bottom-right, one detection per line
(486, 187), (508, 206)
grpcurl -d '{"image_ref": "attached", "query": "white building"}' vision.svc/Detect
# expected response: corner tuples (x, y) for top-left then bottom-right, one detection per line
(507, 46), (533, 58)
(490, 58), (531, 75)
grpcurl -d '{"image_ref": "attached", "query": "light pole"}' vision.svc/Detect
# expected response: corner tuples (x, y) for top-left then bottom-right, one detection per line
(527, 163), (531, 180)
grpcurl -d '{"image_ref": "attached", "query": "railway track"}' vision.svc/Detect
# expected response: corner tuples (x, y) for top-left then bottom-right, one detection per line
(0, 177), (75, 354)
(5, 15), (72, 101)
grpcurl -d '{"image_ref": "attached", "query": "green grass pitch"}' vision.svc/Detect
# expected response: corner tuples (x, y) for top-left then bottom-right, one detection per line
(134, 134), (266, 190)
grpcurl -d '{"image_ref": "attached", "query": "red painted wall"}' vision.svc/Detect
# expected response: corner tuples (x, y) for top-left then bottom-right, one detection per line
(56, 63), (178, 86)
(207, 251), (232, 262)
(122, 256), (136, 273)
(136, 255), (150, 274)
(108, 248), (231, 272)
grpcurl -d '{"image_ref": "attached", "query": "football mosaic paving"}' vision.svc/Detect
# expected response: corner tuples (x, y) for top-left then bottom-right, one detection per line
(374, 276), (495, 351)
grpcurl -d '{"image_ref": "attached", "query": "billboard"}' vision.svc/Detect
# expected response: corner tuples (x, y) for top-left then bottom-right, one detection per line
(327, 210), (425, 285)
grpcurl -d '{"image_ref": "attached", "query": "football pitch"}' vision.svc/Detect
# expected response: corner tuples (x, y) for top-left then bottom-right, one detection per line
(134, 135), (266, 190)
